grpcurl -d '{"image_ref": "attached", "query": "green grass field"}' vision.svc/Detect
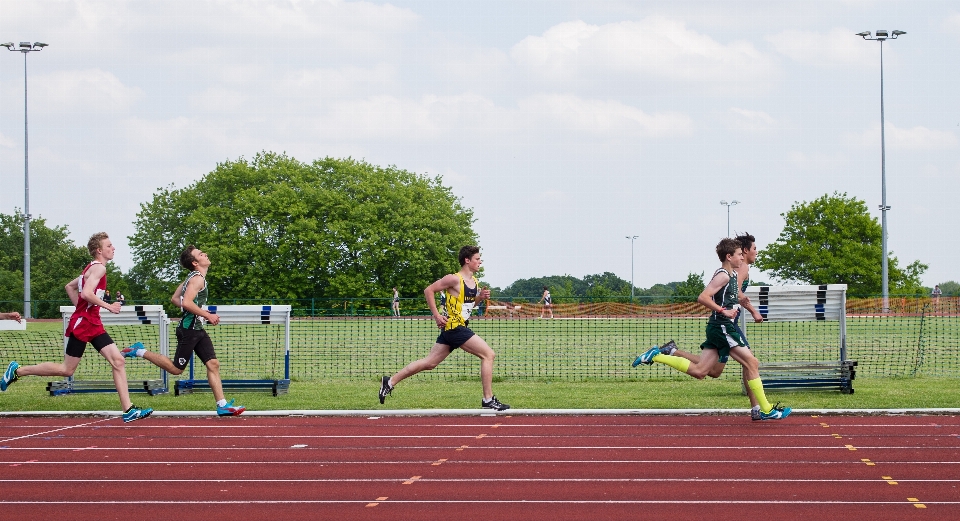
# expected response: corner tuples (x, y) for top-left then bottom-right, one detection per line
(1, 316), (958, 412)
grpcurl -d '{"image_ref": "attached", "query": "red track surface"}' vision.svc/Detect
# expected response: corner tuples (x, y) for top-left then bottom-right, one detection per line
(1, 414), (958, 520)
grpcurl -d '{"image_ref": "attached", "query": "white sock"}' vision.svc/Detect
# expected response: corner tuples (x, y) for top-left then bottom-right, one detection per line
(135, 348), (146, 357)
(752, 405), (761, 411)
(217, 399), (227, 407)
(387, 379), (394, 389)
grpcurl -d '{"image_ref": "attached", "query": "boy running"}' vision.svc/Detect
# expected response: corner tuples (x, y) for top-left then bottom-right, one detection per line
(632, 238), (790, 420)
(1, 232), (153, 423)
(379, 245), (510, 411)
(122, 246), (244, 416)
(657, 233), (766, 419)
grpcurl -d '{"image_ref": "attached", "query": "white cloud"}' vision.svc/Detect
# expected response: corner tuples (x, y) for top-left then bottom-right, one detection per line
(33, 69), (144, 112)
(727, 107), (777, 131)
(850, 123), (958, 151)
(510, 16), (777, 87)
(516, 94), (693, 138)
(766, 27), (878, 67)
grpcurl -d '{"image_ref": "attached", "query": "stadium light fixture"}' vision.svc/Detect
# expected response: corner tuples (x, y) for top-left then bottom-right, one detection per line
(858, 29), (905, 313)
(3, 40), (48, 319)
(720, 200), (740, 237)
(626, 235), (638, 303)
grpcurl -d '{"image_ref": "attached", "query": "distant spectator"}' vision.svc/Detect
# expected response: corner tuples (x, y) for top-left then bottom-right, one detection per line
(932, 285), (942, 311)
(116, 292), (126, 306)
(392, 287), (400, 317)
(104, 290), (113, 303)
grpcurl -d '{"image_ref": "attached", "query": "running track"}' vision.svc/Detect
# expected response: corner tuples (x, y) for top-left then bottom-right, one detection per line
(1, 413), (958, 520)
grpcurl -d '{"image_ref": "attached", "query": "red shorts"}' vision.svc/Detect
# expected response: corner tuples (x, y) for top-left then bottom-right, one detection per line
(64, 316), (107, 343)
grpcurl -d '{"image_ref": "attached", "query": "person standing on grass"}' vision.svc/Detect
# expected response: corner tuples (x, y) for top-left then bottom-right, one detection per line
(121, 246), (244, 417)
(539, 286), (554, 319)
(379, 245), (510, 411)
(1, 232), (153, 423)
(656, 232), (766, 420)
(932, 285), (942, 312)
(632, 238), (790, 421)
(392, 287), (401, 317)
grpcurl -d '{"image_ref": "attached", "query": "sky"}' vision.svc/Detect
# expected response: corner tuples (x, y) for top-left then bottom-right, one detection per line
(1, 0), (957, 291)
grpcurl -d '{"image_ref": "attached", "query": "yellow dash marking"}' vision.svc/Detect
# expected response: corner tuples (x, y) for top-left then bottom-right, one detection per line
(403, 476), (421, 485)
(456, 445), (468, 451)
(492, 423), (502, 429)
(432, 459), (447, 466)
(907, 498), (926, 508)
(832, 434), (842, 439)
(366, 497), (388, 507)
(476, 433), (487, 439)
(861, 459), (875, 466)
(845, 445), (857, 451)
(820, 422), (829, 428)
(882, 476), (898, 485)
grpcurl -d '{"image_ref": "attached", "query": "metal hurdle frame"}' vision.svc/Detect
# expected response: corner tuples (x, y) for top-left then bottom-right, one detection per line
(174, 304), (292, 396)
(53, 305), (170, 396)
(741, 284), (856, 393)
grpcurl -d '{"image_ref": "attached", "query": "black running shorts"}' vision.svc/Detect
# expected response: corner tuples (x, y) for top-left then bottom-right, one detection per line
(64, 333), (114, 358)
(173, 328), (217, 370)
(436, 326), (476, 351)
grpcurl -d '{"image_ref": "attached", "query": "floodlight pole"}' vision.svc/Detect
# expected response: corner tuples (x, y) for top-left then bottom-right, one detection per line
(2, 41), (46, 319)
(858, 30), (905, 313)
(720, 200), (740, 237)
(626, 235), (638, 302)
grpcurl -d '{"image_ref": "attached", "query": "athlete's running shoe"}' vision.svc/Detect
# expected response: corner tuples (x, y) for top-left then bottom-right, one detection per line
(482, 395), (510, 411)
(217, 399), (245, 416)
(379, 375), (393, 404)
(632, 346), (661, 367)
(122, 404), (153, 423)
(759, 402), (791, 421)
(120, 342), (144, 358)
(659, 340), (678, 356)
(1, 361), (19, 391)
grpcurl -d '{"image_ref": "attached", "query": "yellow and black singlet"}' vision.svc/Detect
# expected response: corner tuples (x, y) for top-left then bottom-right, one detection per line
(443, 273), (479, 330)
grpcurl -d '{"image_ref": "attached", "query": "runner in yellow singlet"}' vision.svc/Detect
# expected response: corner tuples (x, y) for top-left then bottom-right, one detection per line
(379, 245), (510, 411)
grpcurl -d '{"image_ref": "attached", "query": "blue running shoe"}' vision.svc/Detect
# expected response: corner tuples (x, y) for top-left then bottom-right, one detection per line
(1, 361), (19, 391)
(123, 404), (153, 423)
(632, 346), (661, 367)
(759, 402), (791, 421)
(120, 342), (144, 358)
(217, 399), (245, 416)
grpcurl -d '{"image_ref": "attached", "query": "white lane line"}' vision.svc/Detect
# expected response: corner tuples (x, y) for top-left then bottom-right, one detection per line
(1, 445), (954, 451)
(1, 500), (959, 505)
(4, 478), (960, 483)
(3, 459), (958, 465)
(0, 418), (114, 444)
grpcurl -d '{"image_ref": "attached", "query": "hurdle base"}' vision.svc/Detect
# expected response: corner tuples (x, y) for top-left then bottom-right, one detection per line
(175, 379), (290, 397)
(47, 380), (168, 396)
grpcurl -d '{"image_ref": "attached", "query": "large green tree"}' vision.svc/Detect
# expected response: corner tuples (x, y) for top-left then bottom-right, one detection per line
(755, 192), (927, 295)
(128, 153), (477, 301)
(0, 212), (127, 317)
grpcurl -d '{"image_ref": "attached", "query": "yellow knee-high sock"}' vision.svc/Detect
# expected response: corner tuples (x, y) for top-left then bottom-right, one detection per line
(653, 354), (690, 374)
(746, 378), (774, 413)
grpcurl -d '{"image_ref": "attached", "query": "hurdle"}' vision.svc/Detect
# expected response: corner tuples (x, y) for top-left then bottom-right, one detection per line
(51, 305), (170, 396)
(741, 284), (857, 394)
(174, 305), (291, 396)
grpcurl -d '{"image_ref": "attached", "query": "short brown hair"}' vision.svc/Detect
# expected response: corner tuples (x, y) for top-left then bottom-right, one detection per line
(87, 232), (109, 257)
(458, 245), (480, 266)
(735, 232), (756, 252)
(715, 238), (741, 262)
(179, 245), (199, 271)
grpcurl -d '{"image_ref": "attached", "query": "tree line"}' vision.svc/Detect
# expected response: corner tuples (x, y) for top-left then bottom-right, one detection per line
(0, 154), (947, 318)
